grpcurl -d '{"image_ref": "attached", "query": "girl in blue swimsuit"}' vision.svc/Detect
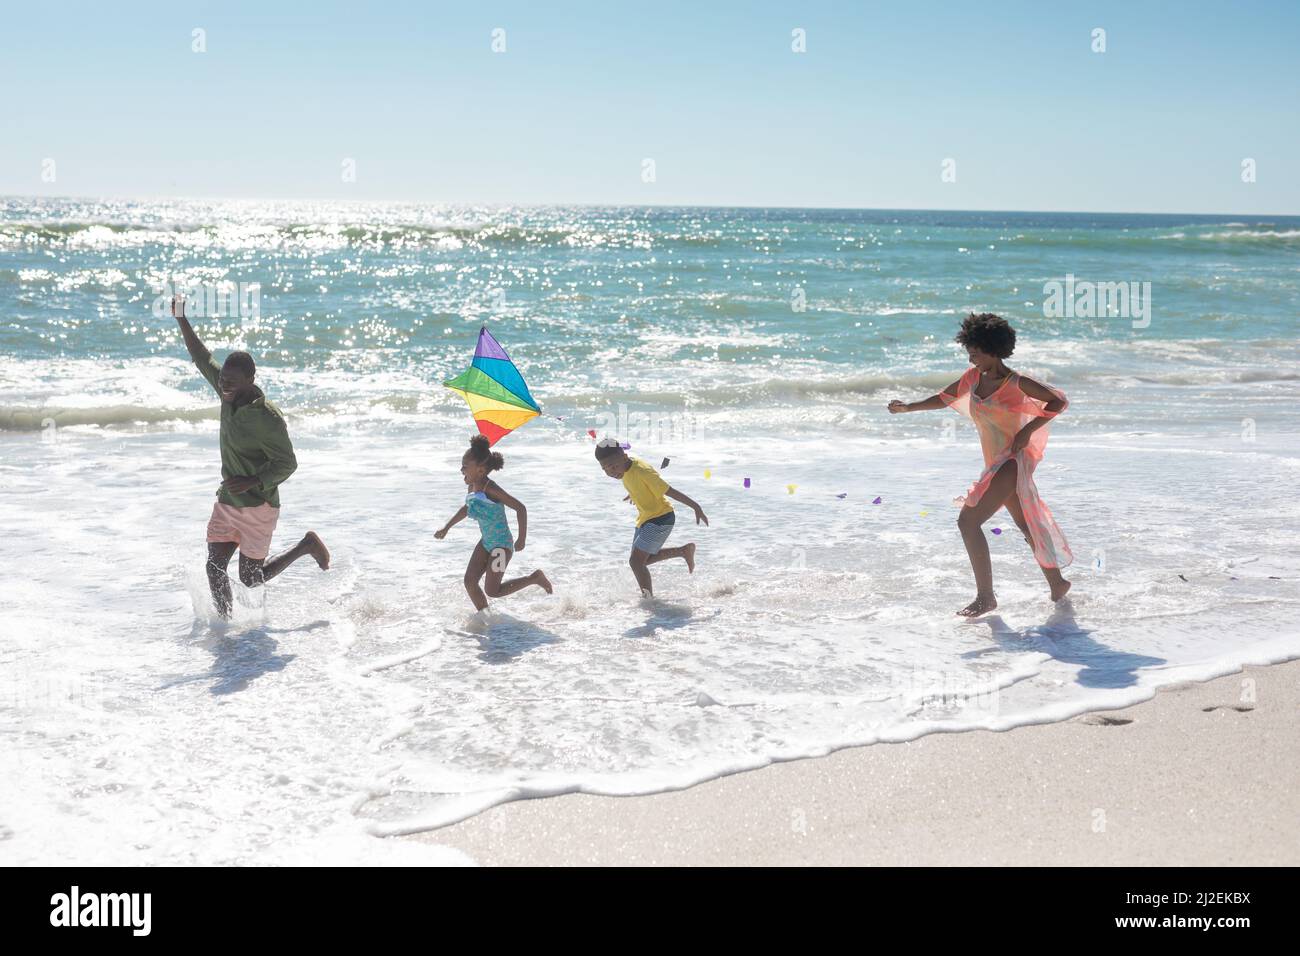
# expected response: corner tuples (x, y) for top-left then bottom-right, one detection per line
(435, 434), (553, 611)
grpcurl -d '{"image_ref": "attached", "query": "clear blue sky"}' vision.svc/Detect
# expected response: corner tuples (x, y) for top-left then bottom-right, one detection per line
(2, 0), (1297, 213)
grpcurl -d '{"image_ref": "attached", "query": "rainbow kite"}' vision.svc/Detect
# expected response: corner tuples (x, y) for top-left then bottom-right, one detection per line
(443, 327), (540, 445)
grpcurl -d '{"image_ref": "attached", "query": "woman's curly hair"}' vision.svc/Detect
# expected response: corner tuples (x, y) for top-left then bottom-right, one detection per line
(955, 313), (1016, 359)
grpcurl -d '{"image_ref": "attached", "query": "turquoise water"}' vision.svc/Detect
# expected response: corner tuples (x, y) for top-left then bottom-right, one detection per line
(3, 198), (1298, 863)
(3, 199), (1299, 423)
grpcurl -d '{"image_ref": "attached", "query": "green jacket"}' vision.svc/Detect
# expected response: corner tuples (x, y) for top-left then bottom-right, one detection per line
(195, 353), (297, 508)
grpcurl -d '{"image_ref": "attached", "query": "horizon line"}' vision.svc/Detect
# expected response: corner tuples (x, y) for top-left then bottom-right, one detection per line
(2, 192), (1298, 220)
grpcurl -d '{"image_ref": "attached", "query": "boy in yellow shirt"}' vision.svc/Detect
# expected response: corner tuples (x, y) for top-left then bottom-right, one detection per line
(595, 439), (708, 597)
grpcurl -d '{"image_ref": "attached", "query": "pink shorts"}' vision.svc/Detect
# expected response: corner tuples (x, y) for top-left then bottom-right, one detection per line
(206, 502), (280, 560)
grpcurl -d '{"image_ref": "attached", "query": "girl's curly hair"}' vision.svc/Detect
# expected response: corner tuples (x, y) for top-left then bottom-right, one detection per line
(466, 433), (504, 472)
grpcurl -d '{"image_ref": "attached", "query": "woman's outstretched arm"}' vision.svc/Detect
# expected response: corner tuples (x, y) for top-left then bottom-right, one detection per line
(887, 378), (961, 414)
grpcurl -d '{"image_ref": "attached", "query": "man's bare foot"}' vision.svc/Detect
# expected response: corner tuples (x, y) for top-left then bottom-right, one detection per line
(957, 593), (997, 617)
(303, 532), (330, 570)
(683, 542), (696, 574)
(1050, 579), (1072, 602)
(533, 570), (553, 595)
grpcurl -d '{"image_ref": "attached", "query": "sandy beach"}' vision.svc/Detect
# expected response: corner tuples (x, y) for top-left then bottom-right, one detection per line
(408, 659), (1300, 866)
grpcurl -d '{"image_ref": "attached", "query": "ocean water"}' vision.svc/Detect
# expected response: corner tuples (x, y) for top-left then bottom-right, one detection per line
(2, 198), (1299, 864)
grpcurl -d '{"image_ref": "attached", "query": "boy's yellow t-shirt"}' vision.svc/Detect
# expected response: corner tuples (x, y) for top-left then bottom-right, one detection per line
(621, 458), (674, 526)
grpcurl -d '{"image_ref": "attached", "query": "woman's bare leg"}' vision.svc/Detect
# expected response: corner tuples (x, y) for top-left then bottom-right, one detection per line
(955, 459), (1019, 616)
(1003, 496), (1072, 602)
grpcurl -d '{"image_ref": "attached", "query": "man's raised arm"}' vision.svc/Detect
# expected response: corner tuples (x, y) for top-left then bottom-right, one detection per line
(172, 294), (208, 358)
(172, 294), (222, 394)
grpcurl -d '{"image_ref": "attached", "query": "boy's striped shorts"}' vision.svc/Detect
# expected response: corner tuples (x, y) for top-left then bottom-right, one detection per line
(632, 511), (675, 555)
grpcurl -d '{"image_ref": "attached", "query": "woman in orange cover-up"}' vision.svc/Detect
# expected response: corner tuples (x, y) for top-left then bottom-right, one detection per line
(888, 313), (1073, 617)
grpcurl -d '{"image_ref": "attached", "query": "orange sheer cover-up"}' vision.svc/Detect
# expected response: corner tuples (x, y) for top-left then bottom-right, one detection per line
(941, 367), (1073, 569)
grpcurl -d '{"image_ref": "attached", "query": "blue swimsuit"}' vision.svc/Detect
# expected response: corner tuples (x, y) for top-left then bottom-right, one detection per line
(467, 490), (513, 553)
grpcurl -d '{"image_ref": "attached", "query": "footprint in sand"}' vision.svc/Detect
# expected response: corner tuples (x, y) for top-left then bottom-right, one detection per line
(1078, 714), (1133, 726)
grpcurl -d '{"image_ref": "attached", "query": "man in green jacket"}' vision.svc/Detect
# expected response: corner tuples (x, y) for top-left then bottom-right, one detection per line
(173, 295), (330, 617)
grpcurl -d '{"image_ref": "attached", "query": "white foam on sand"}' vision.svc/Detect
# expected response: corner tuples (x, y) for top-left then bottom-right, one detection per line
(2, 379), (1299, 862)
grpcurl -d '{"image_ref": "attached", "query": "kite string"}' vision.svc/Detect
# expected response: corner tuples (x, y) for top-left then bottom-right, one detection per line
(541, 414), (958, 511)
